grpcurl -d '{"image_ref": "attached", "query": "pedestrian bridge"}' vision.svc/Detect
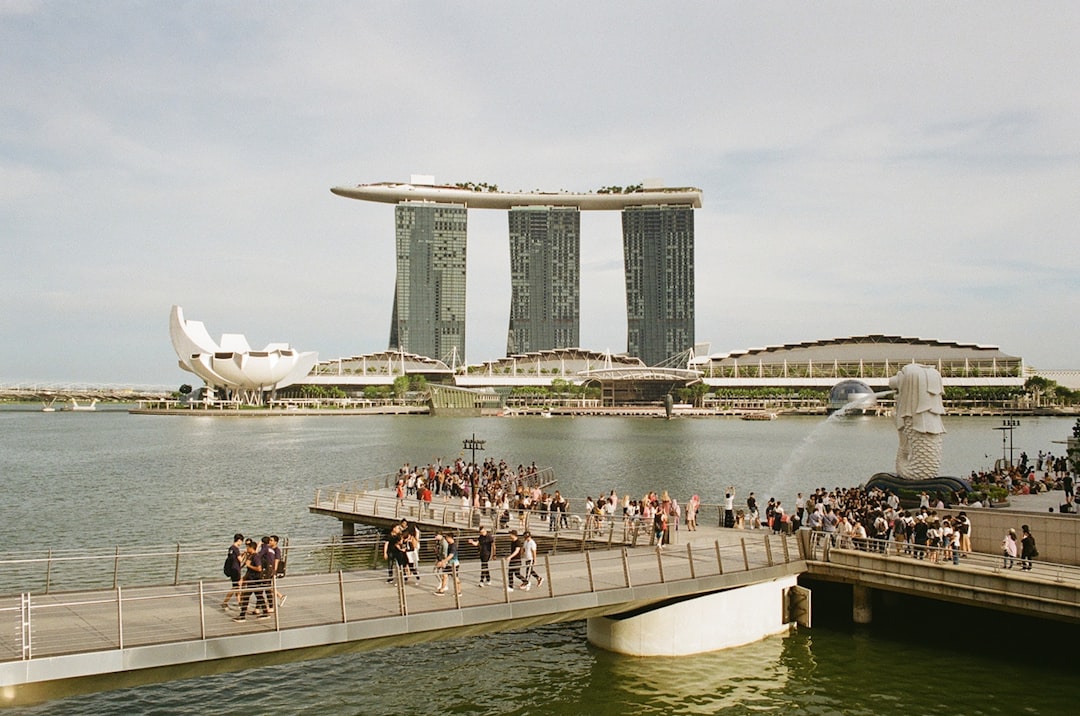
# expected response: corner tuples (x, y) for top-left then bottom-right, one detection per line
(5, 504), (1080, 708)
(0, 531), (802, 707)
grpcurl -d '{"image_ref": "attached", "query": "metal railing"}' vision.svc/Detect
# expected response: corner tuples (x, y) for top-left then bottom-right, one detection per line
(310, 486), (780, 543)
(0, 532), (799, 664)
(804, 531), (1080, 584)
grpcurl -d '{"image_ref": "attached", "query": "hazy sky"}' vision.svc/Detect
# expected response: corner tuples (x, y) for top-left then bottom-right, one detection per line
(2, 2), (1078, 387)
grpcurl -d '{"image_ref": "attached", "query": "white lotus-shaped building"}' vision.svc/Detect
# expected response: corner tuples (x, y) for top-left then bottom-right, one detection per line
(170, 305), (318, 404)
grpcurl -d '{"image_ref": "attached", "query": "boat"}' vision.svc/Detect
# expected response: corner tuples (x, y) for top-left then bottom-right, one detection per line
(741, 411), (777, 421)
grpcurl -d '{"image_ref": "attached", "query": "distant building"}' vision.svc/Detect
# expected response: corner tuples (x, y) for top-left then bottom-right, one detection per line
(507, 207), (580, 354)
(389, 202), (467, 364)
(692, 335), (1024, 388)
(622, 205), (695, 366)
(331, 179), (703, 367)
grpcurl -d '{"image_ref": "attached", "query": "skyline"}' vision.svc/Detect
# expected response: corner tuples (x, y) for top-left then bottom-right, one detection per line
(2, 3), (1079, 386)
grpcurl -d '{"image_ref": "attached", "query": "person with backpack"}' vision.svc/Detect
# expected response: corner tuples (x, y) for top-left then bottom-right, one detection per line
(220, 533), (244, 611)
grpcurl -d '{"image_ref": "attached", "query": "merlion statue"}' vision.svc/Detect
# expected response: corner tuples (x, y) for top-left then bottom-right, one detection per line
(889, 363), (946, 480)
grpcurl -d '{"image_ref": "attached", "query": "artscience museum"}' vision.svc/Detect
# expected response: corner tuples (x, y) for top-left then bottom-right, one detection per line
(169, 305), (318, 405)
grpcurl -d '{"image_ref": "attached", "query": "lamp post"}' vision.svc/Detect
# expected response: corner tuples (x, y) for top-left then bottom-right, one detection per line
(462, 433), (486, 465)
(993, 419), (1020, 468)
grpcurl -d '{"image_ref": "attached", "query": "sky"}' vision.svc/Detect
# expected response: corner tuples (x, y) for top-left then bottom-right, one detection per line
(2, 2), (1078, 388)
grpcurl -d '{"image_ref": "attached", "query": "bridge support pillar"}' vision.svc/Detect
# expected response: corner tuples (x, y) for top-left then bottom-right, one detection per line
(852, 584), (872, 624)
(587, 576), (797, 656)
(342, 521), (355, 539)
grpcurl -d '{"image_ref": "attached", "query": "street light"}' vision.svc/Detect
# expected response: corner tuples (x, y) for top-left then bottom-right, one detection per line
(462, 433), (486, 465)
(993, 419), (1020, 468)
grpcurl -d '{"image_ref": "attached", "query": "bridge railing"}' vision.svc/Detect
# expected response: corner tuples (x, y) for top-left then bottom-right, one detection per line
(310, 485), (761, 542)
(804, 531), (1080, 583)
(0, 532), (801, 664)
(0, 536), (393, 597)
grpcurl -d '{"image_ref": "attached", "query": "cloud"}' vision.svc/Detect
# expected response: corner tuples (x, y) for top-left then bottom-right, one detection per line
(1, 2), (1078, 384)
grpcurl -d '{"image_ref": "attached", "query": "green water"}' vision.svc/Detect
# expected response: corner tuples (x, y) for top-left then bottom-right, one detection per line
(1, 408), (1075, 714)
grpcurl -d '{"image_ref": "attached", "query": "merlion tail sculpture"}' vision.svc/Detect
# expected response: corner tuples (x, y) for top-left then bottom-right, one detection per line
(888, 363), (946, 480)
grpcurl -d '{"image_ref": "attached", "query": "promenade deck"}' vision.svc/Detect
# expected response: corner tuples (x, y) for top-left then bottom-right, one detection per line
(0, 529), (798, 706)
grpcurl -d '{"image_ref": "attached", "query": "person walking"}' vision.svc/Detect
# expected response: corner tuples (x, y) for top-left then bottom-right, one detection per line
(519, 530), (542, 590)
(505, 529), (524, 592)
(468, 525), (495, 587)
(221, 533), (245, 611)
(1020, 524), (1038, 571)
(269, 534), (286, 607)
(434, 531), (461, 596)
(233, 539), (269, 622)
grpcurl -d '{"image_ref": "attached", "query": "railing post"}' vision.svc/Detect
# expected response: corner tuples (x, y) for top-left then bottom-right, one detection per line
(396, 566), (407, 616)
(687, 543), (696, 579)
(198, 581), (206, 640)
(621, 547), (632, 588)
(543, 554), (553, 598)
(314, 488), (321, 507)
(715, 540), (724, 574)
(20, 593), (31, 660)
(328, 539), (336, 573)
(338, 571), (348, 623)
(501, 558), (511, 603)
(112, 546), (120, 590)
(656, 547), (666, 583)
(353, 495), (359, 513)
(607, 521), (614, 548)
(781, 534), (791, 563)
(584, 551), (595, 592)
(45, 548), (54, 594)
(764, 534), (774, 567)
(116, 586), (124, 649)
(174, 543), (181, 585)
(741, 538), (750, 571)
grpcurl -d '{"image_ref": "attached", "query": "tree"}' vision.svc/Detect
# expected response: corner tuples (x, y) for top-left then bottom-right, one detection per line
(392, 375), (410, 400)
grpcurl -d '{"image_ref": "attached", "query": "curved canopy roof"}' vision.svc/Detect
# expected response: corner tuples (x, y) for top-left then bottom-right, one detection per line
(331, 182), (702, 210)
(693, 335), (1020, 365)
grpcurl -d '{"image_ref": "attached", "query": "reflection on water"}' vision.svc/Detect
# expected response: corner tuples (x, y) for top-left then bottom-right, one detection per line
(596, 633), (790, 714)
(3, 410), (1079, 714)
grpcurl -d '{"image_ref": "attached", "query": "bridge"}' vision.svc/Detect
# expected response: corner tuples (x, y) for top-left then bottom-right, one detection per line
(0, 384), (171, 409)
(4, 490), (1080, 708)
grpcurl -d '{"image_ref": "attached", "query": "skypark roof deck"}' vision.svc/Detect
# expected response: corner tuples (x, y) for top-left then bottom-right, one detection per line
(330, 181), (703, 210)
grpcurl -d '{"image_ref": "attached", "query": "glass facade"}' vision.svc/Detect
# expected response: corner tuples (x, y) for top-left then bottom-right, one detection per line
(389, 203), (467, 364)
(621, 205), (695, 366)
(507, 207), (580, 354)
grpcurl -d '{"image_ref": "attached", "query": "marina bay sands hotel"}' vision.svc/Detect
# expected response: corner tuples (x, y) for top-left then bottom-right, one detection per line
(330, 178), (702, 367)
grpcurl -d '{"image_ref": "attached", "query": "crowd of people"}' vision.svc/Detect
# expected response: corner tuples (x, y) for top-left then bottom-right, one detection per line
(223, 451), (1072, 613)
(221, 533), (286, 622)
(969, 448), (1073, 500)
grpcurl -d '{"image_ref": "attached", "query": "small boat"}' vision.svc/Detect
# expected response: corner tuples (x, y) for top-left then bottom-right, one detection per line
(741, 411), (777, 421)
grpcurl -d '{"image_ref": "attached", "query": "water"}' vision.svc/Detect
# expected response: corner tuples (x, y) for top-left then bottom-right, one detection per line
(1, 406), (1077, 714)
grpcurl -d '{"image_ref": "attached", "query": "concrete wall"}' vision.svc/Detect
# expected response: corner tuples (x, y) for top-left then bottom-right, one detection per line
(939, 508), (1079, 566)
(586, 576), (797, 656)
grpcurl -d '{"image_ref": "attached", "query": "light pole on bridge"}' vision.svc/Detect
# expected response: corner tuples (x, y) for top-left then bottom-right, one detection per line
(462, 433), (486, 465)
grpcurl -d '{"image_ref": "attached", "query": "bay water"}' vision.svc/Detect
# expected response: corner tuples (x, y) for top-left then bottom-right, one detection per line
(1, 407), (1076, 714)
